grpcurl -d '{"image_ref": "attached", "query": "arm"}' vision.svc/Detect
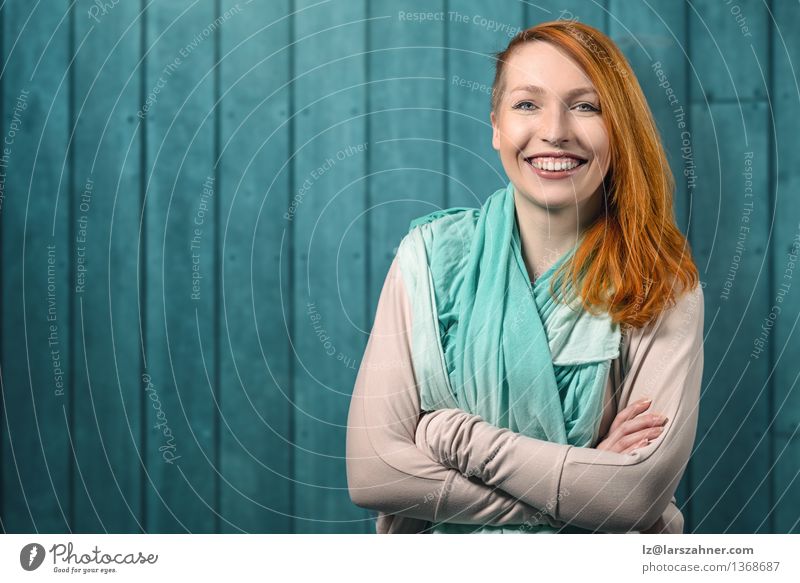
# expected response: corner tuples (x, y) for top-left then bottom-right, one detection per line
(415, 283), (705, 533)
(346, 256), (558, 529)
(640, 495), (684, 533)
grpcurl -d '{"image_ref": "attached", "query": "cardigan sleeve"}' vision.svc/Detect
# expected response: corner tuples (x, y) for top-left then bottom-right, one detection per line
(345, 256), (561, 530)
(415, 283), (705, 533)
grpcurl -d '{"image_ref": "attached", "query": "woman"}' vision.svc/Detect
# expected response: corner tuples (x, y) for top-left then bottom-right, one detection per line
(346, 20), (703, 534)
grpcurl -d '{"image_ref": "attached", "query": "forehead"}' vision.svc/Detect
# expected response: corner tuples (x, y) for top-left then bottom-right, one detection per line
(503, 41), (595, 95)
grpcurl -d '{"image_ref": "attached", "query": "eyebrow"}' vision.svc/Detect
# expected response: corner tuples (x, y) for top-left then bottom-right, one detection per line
(510, 84), (598, 99)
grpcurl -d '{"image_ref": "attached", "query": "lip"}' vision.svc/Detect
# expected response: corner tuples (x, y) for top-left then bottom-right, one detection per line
(523, 154), (588, 180)
(526, 150), (588, 161)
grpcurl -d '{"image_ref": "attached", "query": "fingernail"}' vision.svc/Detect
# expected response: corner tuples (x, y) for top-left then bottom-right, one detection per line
(640, 397), (652, 404)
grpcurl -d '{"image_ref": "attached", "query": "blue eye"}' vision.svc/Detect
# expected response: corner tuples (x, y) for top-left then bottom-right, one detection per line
(512, 101), (537, 111)
(573, 102), (601, 113)
(512, 101), (600, 113)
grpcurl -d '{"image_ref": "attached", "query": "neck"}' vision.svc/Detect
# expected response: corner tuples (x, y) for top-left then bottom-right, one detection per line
(513, 186), (603, 282)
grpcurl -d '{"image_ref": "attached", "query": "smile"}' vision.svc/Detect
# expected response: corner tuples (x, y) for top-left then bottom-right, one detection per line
(524, 156), (588, 179)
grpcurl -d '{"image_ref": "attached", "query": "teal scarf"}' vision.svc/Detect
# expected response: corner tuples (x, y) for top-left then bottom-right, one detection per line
(396, 181), (620, 533)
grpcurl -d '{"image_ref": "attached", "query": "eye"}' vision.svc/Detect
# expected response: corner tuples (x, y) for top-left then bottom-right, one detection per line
(573, 102), (601, 113)
(512, 101), (537, 111)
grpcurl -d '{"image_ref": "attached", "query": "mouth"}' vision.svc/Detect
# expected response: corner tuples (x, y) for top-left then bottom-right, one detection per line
(523, 155), (588, 179)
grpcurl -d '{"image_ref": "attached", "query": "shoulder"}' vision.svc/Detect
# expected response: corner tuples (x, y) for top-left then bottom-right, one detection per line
(396, 206), (480, 307)
(659, 280), (705, 331)
(624, 281), (704, 337)
(404, 206), (480, 256)
(621, 281), (705, 371)
(398, 206), (479, 271)
(407, 206), (480, 232)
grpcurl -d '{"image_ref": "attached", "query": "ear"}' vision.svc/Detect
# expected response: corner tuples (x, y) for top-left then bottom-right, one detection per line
(490, 110), (500, 151)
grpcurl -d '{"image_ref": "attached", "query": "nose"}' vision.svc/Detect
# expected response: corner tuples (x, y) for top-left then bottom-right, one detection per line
(537, 104), (570, 146)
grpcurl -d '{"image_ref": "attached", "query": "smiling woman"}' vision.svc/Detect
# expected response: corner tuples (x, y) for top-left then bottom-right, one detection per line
(490, 40), (611, 282)
(346, 20), (703, 535)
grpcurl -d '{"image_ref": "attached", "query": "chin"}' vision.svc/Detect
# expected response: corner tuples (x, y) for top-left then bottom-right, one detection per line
(517, 185), (586, 208)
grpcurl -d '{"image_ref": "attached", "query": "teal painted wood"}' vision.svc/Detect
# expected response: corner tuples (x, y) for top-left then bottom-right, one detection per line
(528, 0), (607, 32)
(689, 0), (772, 533)
(690, 100), (771, 532)
(292, 0), (368, 533)
(0, 1), (72, 533)
(143, 0), (218, 532)
(690, 0), (767, 102)
(608, 0), (694, 527)
(446, 0), (525, 209)
(367, 0), (446, 313)
(771, 0), (800, 534)
(218, 0), (293, 533)
(71, 0), (143, 533)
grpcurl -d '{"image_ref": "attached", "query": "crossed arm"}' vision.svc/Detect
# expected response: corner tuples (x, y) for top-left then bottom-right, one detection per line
(346, 257), (556, 530)
(346, 257), (704, 533)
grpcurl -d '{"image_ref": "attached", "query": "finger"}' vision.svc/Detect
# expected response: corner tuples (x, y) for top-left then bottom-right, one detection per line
(620, 412), (668, 436)
(605, 411), (667, 450)
(608, 397), (653, 434)
(608, 399), (650, 433)
(616, 425), (666, 451)
(599, 426), (660, 454)
(623, 438), (650, 455)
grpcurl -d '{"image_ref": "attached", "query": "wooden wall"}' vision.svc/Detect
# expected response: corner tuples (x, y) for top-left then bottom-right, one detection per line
(1, 0), (797, 533)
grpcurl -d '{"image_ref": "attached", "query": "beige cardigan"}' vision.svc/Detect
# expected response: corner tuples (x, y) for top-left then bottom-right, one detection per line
(346, 256), (704, 533)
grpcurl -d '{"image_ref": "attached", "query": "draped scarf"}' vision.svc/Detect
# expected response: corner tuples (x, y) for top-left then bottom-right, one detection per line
(396, 181), (621, 533)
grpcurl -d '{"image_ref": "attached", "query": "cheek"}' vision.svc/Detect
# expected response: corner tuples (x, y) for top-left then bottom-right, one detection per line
(580, 123), (610, 168)
(497, 122), (529, 153)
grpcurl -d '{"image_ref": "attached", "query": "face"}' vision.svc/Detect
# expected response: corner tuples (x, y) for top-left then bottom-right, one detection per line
(491, 41), (611, 212)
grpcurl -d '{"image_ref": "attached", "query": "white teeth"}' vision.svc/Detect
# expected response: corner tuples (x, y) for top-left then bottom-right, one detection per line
(529, 156), (582, 171)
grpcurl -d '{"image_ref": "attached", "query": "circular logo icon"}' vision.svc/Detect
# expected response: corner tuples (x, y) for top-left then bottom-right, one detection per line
(20, 543), (46, 571)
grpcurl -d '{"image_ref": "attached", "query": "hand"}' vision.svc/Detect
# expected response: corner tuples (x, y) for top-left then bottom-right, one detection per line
(595, 397), (668, 454)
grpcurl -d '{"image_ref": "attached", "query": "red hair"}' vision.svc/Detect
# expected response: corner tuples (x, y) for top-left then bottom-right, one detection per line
(491, 20), (699, 330)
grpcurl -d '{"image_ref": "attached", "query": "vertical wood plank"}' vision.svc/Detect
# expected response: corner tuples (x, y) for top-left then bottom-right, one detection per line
(143, 0), (219, 532)
(218, 0), (293, 533)
(71, 0), (143, 533)
(293, 0), (367, 533)
(770, 0), (800, 534)
(689, 0), (771, 533)
(690, 0), (767, 102)
(690, 110), (771, 529)
(367, 0), (445, 314)
(446, 1), (525, 208)
(0, 1), (72, 533)
(0, 0), (4, 532)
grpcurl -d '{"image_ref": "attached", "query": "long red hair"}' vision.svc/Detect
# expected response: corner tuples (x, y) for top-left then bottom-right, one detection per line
(491, 20), (699, 330)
